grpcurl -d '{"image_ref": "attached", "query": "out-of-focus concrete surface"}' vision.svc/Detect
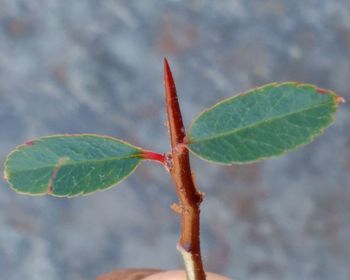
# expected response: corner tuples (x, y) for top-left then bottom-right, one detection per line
(0, 1), (349, 279)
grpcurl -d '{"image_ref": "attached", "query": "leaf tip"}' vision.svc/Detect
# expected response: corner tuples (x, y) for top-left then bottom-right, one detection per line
(315, 86), (345, 105)
(336, 96), (346, 105)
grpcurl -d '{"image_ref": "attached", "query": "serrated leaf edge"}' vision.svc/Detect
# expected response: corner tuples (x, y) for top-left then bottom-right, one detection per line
(186, 82), (339, 165)
(189, 100), (335, 143)
(3, 133), (145, 198)
(187, 82), (337, 140)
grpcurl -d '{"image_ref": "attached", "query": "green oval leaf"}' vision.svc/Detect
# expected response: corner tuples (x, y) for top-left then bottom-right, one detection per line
(4, 134), (143, 197)
(187, 83), (339, 164)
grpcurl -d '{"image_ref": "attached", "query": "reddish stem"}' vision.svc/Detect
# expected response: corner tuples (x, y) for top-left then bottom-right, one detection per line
(141, 150), (166, 164)
(164, 58), (205, 280)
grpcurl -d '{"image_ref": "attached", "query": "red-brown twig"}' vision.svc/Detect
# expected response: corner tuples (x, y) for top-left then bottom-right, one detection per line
(164, 58), (205, 280)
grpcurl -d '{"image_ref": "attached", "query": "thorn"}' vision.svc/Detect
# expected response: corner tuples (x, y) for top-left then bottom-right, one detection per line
(164, 57), (177, 98)
(164, 58), (186, 147)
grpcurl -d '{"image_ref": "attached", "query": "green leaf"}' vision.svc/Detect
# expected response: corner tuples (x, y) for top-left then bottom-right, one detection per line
(187, 83), (339, 164)
(4, 134), (143, 197)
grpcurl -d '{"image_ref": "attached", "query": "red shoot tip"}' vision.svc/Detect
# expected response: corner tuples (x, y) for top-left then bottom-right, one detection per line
(164, 58), (176, 96)
(164, 58), (186, 147)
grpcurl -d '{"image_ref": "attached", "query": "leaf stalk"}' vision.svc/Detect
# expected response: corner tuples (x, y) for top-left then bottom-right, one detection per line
(141, 151), (166, 164)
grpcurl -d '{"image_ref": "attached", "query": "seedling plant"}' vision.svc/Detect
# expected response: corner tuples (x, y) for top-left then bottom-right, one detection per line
(3, 59), (344, 280)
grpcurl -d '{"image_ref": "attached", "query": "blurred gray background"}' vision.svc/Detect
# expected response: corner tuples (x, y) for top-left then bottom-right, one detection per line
(0, 1), (350, 279)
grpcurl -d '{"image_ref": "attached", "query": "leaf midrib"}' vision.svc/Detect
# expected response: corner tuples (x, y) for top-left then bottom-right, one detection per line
(189, 100), (335, 144)
(7, 153), (141, 174)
